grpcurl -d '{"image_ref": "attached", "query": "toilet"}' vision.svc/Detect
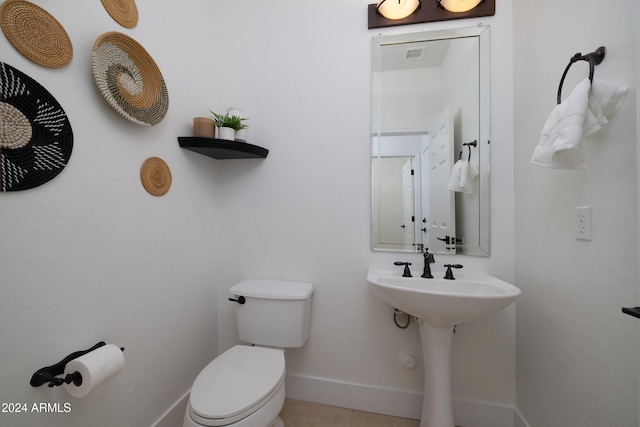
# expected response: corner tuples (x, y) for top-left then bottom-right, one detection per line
(184, 279), (314, 427)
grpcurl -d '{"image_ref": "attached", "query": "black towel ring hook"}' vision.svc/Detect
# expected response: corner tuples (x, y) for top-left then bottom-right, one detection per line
(462, 140), (477, 161)
(557, 46), (606, 104)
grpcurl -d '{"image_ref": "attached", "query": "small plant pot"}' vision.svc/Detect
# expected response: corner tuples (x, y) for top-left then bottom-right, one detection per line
(193, 117), (216, 138)
(217, 127), (235, 141)
(235, 128), (247, 142)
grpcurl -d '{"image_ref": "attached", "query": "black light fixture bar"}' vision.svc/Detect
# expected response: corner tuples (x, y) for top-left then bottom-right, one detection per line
(368, 0), (495, 29)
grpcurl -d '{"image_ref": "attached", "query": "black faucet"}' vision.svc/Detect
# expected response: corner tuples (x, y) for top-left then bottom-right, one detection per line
(443, 264), (463, 280)
(394, 262), (412, 277)
(421, 247), (435, 278)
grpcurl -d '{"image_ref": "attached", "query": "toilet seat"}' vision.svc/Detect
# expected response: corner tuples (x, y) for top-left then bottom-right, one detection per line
(188, 345), (285, 426)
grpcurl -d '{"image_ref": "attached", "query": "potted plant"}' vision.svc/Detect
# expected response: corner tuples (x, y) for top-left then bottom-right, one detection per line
(210, 109), (249, 141)
(232, 115), (249, 142)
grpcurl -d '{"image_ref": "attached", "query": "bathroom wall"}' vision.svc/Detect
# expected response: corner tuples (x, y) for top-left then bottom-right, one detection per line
(0, 1), (222, 426)
(513, 1), (639, 426)
(7, 1), (614, 426)
(211, 0), (516, 423)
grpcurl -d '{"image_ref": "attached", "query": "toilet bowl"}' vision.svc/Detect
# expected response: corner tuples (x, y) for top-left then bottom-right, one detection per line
(183, 279), (314, 427)
(184, 346), (285, 427)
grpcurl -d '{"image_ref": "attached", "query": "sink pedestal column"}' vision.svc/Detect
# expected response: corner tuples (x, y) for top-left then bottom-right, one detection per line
(418, 320), (455, 427)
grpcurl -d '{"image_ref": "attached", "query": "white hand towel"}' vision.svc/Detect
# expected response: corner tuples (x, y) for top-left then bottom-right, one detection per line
(447, 159), (465, 192)
(532, 77), (627, 169)
(459, 160), (475, 193)
(448, 159), (476, 193)
(583, 78), (627, 137)
(463, 159), (479, 193)
(532, 78), (591, 169)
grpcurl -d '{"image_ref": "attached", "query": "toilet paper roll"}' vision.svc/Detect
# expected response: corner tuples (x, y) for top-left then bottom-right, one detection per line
(63, 344), (124, 398)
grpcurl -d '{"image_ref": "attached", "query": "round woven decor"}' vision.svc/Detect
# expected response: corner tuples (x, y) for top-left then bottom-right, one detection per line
(101, 0), (138, 29)
(0, 62), (73, 192)
(92, 32), (169, 126)
(140, 157), (171, 196)
(0, 0), (73, 68)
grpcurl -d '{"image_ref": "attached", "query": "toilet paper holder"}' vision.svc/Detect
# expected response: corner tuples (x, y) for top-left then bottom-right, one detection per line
(30, 341), (124, 388)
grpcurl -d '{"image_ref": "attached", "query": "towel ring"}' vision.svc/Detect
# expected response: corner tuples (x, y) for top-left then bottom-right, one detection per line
(557, 46), (606, 104)
(460, 140), (477, 161)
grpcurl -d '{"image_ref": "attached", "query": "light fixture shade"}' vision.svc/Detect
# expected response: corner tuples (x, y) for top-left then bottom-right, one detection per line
(438, 0), (482, 13)
(377, 0), (421, 20)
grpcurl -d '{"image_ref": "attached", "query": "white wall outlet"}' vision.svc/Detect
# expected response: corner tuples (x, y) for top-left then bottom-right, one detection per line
(575, 206), (592, 241)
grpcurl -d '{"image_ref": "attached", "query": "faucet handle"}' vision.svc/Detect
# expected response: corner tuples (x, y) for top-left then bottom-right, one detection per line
(443, 264), (463, 280)
(394, 261), (413, 277)
(422, 247), (435, 263)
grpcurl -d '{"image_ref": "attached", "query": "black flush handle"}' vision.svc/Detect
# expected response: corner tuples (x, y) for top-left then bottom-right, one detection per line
(229, 296), (246, 304)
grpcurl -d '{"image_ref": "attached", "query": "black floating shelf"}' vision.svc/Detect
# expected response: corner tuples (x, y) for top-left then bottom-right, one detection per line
(622, 307), (640, 319)
(178, 137), (269, 159)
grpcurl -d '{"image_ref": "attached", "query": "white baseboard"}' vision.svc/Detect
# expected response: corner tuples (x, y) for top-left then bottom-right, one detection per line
(151, 375), (529, 427)
(513, 407), (530, 427)
(285, 373), (424, 419)
(285, 373), (517, 427)
(151, 389), (190, 427)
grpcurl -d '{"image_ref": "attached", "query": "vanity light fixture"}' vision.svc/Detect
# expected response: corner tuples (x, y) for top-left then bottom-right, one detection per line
(437, 0), (482, 13)
(368, 0), (494, 29)
(376, 0), (421, 20)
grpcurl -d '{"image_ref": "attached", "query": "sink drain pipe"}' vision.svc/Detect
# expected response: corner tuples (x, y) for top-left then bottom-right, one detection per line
(393, 309), (458, 333)
(393, 309), (411, 329)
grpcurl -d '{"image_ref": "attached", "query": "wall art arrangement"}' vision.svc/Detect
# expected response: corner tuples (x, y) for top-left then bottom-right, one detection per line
(0, 0), (173, 193)
(101, 0), (138, 29)
(140, 157), (172, 196)
(92, 31), (169, 127)
(0, 62), (74, 191)
(0, 0), (73, 68)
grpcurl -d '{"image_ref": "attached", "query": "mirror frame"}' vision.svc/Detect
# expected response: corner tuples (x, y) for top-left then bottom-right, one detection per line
(371, 25), (491, 256)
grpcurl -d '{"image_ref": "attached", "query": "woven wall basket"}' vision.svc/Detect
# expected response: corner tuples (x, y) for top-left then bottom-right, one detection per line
(0, 0), (73, 68)
(0, 62), (74, 192)
(140, 157), (171, 196)
(101, 0), (138, 29)
(92, 32), (169, 126)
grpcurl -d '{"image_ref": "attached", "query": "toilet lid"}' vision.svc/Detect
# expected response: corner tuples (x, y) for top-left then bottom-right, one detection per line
(189, 345), (285, 424)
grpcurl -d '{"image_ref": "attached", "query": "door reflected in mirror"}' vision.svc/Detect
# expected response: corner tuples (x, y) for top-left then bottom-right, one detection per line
(371, 26), (490, 255)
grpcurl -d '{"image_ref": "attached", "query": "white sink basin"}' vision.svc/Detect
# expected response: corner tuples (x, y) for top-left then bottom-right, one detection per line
(367, 269), (520, 426)
(367, 270), (521, 328)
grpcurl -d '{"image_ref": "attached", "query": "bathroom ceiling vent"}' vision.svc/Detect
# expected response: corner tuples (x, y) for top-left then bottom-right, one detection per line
(404, 47), (425, 60)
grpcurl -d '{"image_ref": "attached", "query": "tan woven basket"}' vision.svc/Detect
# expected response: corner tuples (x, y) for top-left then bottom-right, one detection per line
(0, 0), (73, 68)
(101, 0), (138, 29)
(92, 32), (169, 126)
(140, 157), (171, 196)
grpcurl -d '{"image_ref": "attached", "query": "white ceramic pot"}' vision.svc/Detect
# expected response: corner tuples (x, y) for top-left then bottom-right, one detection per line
(235, 128), (247, 142)
(217, 127), (235, 141)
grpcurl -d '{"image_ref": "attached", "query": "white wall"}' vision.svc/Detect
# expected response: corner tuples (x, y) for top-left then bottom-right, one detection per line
(0, 1), (221, 426)
(0, 0), (521, 426)
(514, 0), (638, 426)
(211, 0), (516, 420)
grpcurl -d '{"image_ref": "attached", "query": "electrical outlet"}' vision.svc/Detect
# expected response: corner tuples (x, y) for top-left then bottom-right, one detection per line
(575, 206), (592, 241)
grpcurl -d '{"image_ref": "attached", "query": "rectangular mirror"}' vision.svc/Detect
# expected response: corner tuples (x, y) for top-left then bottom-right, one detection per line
(371, 25), (490, 255)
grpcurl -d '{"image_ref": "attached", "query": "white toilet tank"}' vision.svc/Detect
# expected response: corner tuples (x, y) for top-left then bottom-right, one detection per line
(229, 279), (314, 348)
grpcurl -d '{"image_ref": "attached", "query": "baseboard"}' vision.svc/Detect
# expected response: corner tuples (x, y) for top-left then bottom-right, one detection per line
(151, 376), (527, 427)
(151, 389), (190, 427)
(285, 373), (516, 427)
(513, 407), (530, 427)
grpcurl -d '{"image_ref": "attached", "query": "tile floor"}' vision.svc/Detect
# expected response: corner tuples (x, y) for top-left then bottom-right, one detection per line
(278, 399), (421, 427)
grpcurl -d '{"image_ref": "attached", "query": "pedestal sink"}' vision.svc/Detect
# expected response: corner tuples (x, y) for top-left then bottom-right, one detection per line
(367, 270), (521, 427)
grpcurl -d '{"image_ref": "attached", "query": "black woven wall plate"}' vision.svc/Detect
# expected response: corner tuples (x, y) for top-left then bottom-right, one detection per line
(0, 62), (73, 191)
